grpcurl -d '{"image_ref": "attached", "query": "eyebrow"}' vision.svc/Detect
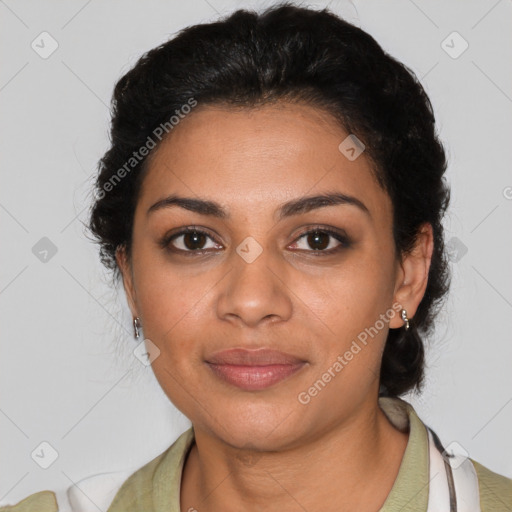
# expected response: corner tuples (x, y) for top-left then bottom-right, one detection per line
(147, 192), (370, 221)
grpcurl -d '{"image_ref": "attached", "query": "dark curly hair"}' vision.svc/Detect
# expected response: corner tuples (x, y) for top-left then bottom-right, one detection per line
(87, 2), (451, 398)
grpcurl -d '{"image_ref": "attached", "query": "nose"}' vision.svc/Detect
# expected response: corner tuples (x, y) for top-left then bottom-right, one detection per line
(216, 240), (293, 328)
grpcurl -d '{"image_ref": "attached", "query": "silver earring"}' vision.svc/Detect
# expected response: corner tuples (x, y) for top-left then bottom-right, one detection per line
(133, 317), (142, 339)
(400, 309), (410, 331)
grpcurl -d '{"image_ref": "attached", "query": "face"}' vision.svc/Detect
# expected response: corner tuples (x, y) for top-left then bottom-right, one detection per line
(117, 101), (429, 451)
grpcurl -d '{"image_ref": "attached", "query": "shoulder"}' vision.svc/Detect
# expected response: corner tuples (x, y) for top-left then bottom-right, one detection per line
(470, 458), (512, 511)
(0, 458), (165, 512)
(102, 443), (171, 510)
(106, 426), (194, 511)
(0, 428), (195, 512)
(0, 490), (58, 512)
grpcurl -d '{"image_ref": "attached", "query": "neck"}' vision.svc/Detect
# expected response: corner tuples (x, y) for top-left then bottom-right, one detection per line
(180, 398), (409, 512)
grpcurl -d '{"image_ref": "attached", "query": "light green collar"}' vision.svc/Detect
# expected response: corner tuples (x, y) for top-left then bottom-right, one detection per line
(117, 396), (430, 512)
(378, 397), (429, 511)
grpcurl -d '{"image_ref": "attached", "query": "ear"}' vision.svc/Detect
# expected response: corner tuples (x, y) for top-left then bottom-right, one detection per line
(115, 245), (138, 318)
(389, 222), (434, 329)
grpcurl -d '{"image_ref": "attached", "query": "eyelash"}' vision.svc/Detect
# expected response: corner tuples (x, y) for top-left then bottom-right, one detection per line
(159, 225), (351, 257)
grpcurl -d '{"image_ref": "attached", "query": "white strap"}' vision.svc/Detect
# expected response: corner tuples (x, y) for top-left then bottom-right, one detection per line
(426, 428), (451, 510)
(426, 428), (482, 512)
(63, 469), (135, 512)
(445, 439), (482, 512)
(53, 486), (73, 512)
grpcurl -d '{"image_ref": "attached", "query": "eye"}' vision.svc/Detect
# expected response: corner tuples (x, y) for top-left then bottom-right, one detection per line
(289, 227), (351, 255)
(161, 227), (222, 254)
(160, 226), (351, 256)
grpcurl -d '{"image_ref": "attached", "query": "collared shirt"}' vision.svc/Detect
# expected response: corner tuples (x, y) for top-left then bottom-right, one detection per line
(2, 397), (511, 511)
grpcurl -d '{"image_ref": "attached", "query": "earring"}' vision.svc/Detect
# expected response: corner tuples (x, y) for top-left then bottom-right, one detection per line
(400, 309), (410, 331)
(133, 317), (142, 339)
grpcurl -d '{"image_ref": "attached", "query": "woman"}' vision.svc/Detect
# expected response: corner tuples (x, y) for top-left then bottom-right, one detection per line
(3, 3), (511, 511)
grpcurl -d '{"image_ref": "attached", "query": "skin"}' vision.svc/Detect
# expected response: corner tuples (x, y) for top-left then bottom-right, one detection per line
(116, 101), (434, 512)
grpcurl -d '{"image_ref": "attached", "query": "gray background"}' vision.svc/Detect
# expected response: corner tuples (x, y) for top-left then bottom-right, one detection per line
(1, 0), (511, 505)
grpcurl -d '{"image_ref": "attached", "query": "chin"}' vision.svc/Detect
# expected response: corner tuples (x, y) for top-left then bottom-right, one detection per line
(199, 399), (305, 447)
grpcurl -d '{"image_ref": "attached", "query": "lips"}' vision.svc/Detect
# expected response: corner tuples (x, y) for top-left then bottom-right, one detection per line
(205, 348), (307, 391)
(206, 348), (306, 366)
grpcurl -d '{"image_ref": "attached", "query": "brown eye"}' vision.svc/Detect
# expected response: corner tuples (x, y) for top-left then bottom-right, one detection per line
(161, 228), (222, 254)
(181, 231), (208, 250)
(306, 231), (330, 250)
(290, 228), (351, 254)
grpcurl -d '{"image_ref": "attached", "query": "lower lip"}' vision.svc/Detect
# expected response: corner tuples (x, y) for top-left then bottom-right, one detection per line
(206, 362), (306, 391)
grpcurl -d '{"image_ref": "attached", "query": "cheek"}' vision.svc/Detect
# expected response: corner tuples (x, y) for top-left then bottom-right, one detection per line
(132, 255), (208, 358)
(133, 264), (210, 416)
(299, 249), (396, 389)
(311, 249), (395, 331)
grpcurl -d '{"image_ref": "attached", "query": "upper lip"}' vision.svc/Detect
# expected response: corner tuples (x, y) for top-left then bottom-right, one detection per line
(206, 348), (306, 366)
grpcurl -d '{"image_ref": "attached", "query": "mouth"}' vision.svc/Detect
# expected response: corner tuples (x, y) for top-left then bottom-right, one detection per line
(205, 348), (308, 391)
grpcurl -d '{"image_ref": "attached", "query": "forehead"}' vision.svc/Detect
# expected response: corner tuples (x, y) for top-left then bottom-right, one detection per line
(137, 102), (391, 223)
